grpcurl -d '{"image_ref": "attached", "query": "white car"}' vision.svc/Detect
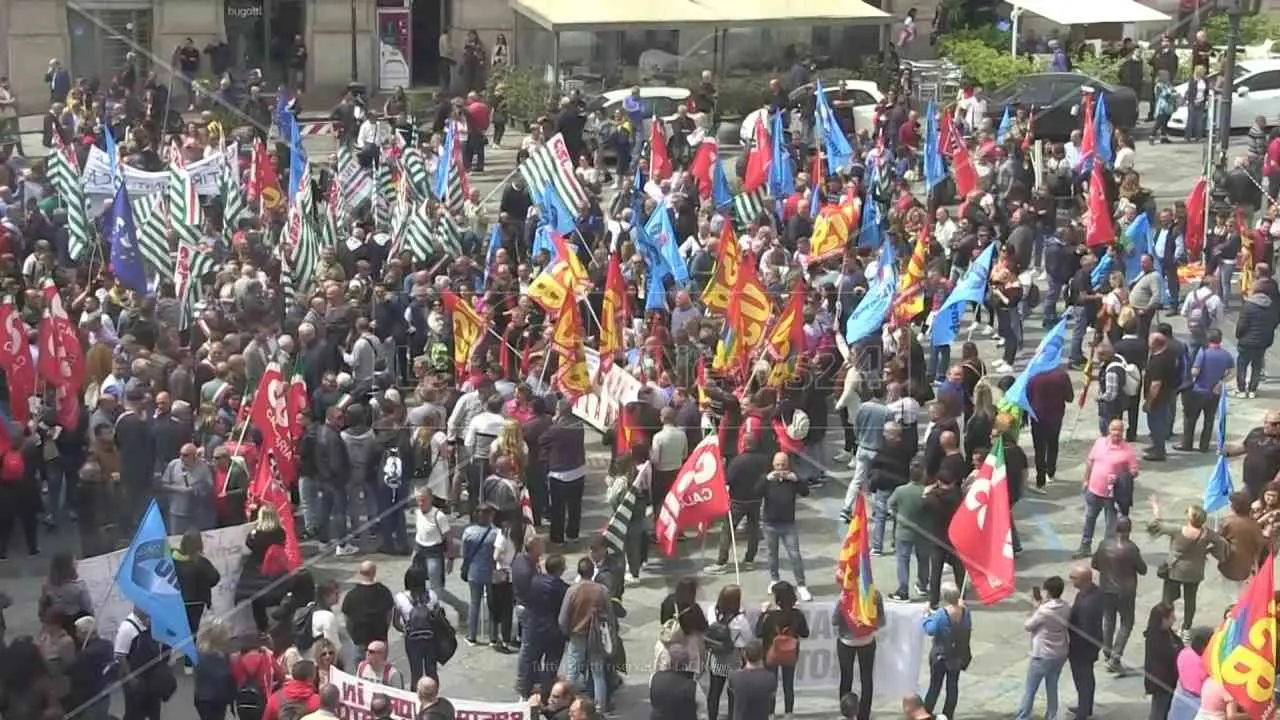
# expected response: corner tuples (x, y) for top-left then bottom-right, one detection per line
(1168, 59), (1280, 134)
(738, 79), (883, 146)
(590, 86), (706, 125)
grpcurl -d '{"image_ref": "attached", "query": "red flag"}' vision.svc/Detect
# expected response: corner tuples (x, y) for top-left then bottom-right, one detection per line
(1186, 176), (1209, 260)
(288, 373), (309, 442)
(249, 449), (303, 570)
(247, 362), (300, 485)
(649, 115), (672, 183)
(948, 438), (1015, 604)
(36, 280), (85, 430)
(655, 434), (730, 556)
(0, 297), (37, 426)
(742, 115), (771, 194)
(1077, 95), (1096, 173)
(945, 113), (978, 200)
(688, 141), (717, 201)
(1085, 162), (1115, 248)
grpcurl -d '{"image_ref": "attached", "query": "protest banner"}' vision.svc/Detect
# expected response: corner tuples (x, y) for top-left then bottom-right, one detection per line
(572, 348), (643, 432)
(78, 523), (256, 641)
(82, 146), (228, 197)
(329, 667), (530, 720)
(698, 599), (923, 699)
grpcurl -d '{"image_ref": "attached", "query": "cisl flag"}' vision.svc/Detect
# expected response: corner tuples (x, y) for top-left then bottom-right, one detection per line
(948, 437), (1015, 604)
(655, 434), (730, 556)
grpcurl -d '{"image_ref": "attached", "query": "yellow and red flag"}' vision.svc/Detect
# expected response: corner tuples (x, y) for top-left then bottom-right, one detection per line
(528, 235), (587, 314)
(836, 492), (879, 629)
(1203, 554), (1276, 719)
(891, 224), (930, 326)
(713, 251), (757, 375)
(600, 253), (628, 360)
(702, 224), (741, 314)
(809, 202), (856, 263)
(764, 279), (807, 386)
(441, 288), (485, 377)
(551, 292), (583, 358)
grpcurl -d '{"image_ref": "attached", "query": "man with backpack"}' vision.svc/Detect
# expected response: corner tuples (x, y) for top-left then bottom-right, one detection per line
(1095, 343), (1138, 438)
(1112, 318), (1147, 442)
(112, 606), (176, 720)
(232, 644), (278, 720)
(263, 660), (321, 720)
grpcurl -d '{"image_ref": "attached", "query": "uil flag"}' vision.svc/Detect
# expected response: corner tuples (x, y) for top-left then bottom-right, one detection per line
(115, 500), (197, 662)
(655, 434), (730, 556)
(948, 437), (1015, 604)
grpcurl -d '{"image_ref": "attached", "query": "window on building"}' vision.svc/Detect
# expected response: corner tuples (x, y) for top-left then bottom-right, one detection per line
(67, 6), (153, 82)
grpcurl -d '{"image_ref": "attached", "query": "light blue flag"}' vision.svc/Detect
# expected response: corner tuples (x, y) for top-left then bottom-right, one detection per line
(639, 205), (690, 286)
(289, 118), (305, 207)
(1124, 214), (1152, 282)
(114, 500), (197, 663)
(858, 163), (881, 248)
(1095, 93), (1114, 167)
(711, 158), (733, 212)
(768, 111), (795, 198)
(923, 102), (946, 192)
(1203, 454), (1233, 513)
(433, 122), (456, 204)
(104, 124), (120, 185)
(535, 182), (578, 236)
(996, 106), (1012, 144)
(1002, 314), (1071, 420)
(845, 243), (898, 345)
(808, 179), (822, 220)
(1216, 386), (1229, 450)
(481, 224), (501, 290)
(815, 80), (854, 172)
(531, 223), (555, 262)
(645, 265), (668, 312)
(930, 242), (997, 347)
(1091, 252), (1115, 289)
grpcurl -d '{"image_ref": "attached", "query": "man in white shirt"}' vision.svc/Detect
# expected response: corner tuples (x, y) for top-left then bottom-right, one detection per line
(357, 113), (381, 168)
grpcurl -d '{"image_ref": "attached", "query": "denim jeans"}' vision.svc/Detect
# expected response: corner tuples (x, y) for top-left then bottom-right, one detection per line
(1080, 491), (1117, 550)
(793, 436), (830, 483)
(375, 483), (408, 550)
(1186, 105), (1207, 140)
(895, 538), (929, 595)
(405, 636), (438, 684)
(565, 634), (608, 707)
(1147, 401), (1176, 455)
(298, 475), (320, 534)
(928, 344), (951, 383)
(517, 632), (566, 698)
(844, 448), (877, 509)
(318, 481), (349, 542)
(764, 523), (806, 586)
(412, 545), (469, 621)
(1015, 655), (1067, 720)
(1218, 260), (1236, 308)
(1069, 309), (1091, 364)
(870, 489), (892, 552)
(467, 580), (489, 643)
(1042, 276), (1063, 322)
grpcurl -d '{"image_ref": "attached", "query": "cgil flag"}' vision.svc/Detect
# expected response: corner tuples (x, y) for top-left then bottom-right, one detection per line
(654, 434), (730, 556)
(949, 437), (1016, 604)
(115, 500), (197, 662)
(1202, 554), (1276, 719)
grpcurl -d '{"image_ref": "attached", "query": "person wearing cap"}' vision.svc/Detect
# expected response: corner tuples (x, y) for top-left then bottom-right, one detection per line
(68, 616), (115, 720)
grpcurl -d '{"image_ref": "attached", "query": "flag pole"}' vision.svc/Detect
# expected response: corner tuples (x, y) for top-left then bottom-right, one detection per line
(727, 514), (741, 587)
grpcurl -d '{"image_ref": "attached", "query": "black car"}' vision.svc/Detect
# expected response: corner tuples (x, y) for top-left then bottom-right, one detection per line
(981, 72), (1139, 142)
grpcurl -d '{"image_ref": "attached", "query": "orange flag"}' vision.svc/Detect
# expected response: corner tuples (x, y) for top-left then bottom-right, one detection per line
(702, 223), (741, 314)
(600, 253), (628, 360)
(441, 288), (485, 377)
(892, 225), (930, 325)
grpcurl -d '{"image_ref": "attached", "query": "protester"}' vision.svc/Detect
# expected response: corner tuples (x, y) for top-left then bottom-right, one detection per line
(1146, 497), (1226, 638)
(756, 581), (808, 718)
(1014, 576), (1070, 720)
(922, 582), (971, 719)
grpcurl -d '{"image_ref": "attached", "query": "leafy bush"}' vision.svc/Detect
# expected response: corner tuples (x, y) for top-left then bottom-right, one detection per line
(941, 27), (1014, 54)
(939, 37), (1046, 88)
(1073, 54), (1123, 85)
(487, 65), (554, 127)
(1202, 12), (1279, 46)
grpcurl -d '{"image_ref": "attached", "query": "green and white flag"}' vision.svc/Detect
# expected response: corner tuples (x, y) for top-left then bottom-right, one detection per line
(175, 242), (216, 330)
(732, 189), (769, 231)
(400, 146), (431, 200)
(285, 204), (321, 298)
(167, 162), (204, 246)
(336, 144), (373, 208)
(131, 193), (173, 282)
(220, 150), (247, 242)
(436, 210), (464, 257)
(393, 197), (435, 264)
(374, 160), (395, 229)
(46, 148), (92, 262)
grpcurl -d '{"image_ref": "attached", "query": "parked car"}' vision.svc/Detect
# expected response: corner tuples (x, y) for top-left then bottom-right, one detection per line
(981, 72), (1139, 141)
(1167, 59), (1279, 134)
(737, 79), (883, 146)
(589, 86), (707, 165)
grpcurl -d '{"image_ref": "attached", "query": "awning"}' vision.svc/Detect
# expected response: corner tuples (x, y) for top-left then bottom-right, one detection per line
(1007, 0), (1169, 25)
(509, 0), (891, 32)
(509, 0), (725, 32)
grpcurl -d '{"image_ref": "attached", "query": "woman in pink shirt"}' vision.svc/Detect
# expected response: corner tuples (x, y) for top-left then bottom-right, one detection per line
(1166, 626), (1214, 720)
(1076, 419), (1139, 558)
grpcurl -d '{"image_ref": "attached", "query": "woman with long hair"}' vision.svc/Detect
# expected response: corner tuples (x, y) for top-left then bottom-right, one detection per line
(236, 504), (290, 634)
(39, 552), (92, 633)
(1143, 602), (1181, 720)
(658, 576), (709, 677)
(0, 637), (63, 720)
(490, 420), (528, 478)
(193, 621), (236, 720)
(411, 415), (450, 508)
(174, 529), (222, 664)
(35, 608), (76, 707)
(965, 382), (996, 455)
(312, 637), (340, 686)
(706, 585), (752, 720)
(393, 566), (440, 684)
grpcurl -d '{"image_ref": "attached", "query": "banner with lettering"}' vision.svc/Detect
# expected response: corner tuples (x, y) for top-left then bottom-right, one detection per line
(82, 146), (228, 197)
(329, 667), (530, 720)
(571, 348), (643, 432)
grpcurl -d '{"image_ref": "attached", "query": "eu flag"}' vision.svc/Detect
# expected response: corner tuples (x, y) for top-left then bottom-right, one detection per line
(1002, 314), (1071, 419)
(108, 182), (149, 293)
(711, 157), (733, 212)
(114, 500), (197, 662)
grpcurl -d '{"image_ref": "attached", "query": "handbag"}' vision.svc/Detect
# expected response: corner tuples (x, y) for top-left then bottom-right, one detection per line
(459, 527), (493, 583)
(1156, 562), (1170, 580)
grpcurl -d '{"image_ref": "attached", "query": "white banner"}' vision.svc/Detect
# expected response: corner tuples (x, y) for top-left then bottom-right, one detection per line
(572, 349), (644, 432)
(82, 146), (227, 197)
(697, 599), (924, 699)
(78, 523), (256, 641)
(329, 667), (530, 720)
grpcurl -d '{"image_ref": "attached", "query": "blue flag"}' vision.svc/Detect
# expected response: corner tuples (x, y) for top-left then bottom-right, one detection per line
(1091, 252), (1115, 289)
(433, 122), (456, 204)
(482, 224), (501, 290)
(1095, 93), (1114, 167)
(808, 178), (822, 220)
(273, 94), (293, 137)
(923, 101), (945, 192)
(996, 106), (1012, 144)
(108, 182), (148, 293)
(1124, 214), (1152, 282)
(930, 242), (997, 347)
(1002, 314), (1071, 419)
(845, 244), (898, 345)
(711, 157), (733, 212)
(531, 222), (556, 263)
(1217, 386), (1229, 451)
(103, 123), (120, 184)
(641, 205), (690, 286)
(1203, 454), (1234, 514)
(815, 80), (854, 172)
(535, 181), (578, 236)
(115, 500), (196, 662)
(858, 163), (881, 248)
(645, 266), (668, 312)
(768, 111), (795, 198)
(289, 118), (306, 207)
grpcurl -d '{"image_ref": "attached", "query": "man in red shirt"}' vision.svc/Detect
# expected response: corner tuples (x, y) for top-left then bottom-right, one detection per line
(263, 660), (321, 720)
(897, 109), (920, 171)
(464, 91), (491, 172)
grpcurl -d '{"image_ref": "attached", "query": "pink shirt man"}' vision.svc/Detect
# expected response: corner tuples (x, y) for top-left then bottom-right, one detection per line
(1085, 436), (1139, 497)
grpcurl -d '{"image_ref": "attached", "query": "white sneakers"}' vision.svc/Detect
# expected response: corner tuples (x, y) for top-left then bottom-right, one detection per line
(796, 586), (813, 603)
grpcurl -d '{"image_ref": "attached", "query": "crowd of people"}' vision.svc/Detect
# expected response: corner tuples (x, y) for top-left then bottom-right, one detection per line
(2, 23), (1280, 720)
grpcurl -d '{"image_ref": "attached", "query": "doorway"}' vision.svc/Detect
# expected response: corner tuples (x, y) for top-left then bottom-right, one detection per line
(411, 0), (446, 86)
(266, 0), (306, 85)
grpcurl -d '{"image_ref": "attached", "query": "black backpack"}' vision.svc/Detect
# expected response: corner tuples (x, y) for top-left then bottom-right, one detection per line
(704, 619), (735, 658)
(432, 608), (458, 665)
(937, 608), (973, 671)
(125, 619), (177, 701)
(278, 698), (310, 720)
(291, 603), (317, 652)
(234, 671), (267, 720)
(404, 598), (437, 642)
